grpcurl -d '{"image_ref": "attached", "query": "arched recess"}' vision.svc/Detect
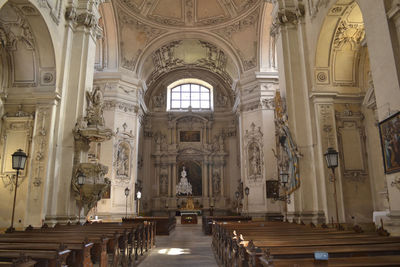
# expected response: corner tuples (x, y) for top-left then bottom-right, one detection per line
(95, 2), (119, 71)
(144, 68), (234, 113)
(0, 0), (57, 228)
(313, 0), (388, 223)
(259, 1), (276, 72)
(0, 1), (56, 98)
(314, 0), (365, 93)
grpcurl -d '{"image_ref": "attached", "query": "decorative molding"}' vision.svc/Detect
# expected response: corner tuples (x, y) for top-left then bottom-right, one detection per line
(31, 107), (50, 188)
(307, 0), (329, 19)
(36, 0), (62, 24)
(0, 107), (34, 191)
(336, 105), (368, 182)
(118, 9), (168, 71)
(333, 21), (365, 50)
(315, 69), (330, 85)
(103, 100), (137, 114)
(147, 40), (232, 88)
(276, 4), (305, 26)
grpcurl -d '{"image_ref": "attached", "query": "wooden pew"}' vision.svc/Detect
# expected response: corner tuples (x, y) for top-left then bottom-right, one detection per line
(123, 216), (175, 235)
(213, 221), (400, 267)
(0, 245), (70, 267)
(202, 216), (252, 235)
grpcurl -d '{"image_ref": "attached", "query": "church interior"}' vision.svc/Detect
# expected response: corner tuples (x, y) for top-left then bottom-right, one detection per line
(0, 0), (400, 265)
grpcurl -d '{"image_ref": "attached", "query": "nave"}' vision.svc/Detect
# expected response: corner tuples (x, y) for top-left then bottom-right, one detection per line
(139, 218), (217, 267)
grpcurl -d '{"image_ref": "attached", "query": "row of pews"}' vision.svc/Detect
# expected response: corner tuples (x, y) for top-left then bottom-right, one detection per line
(0, 220), (155, 267)
(202, 216), (252, 235)
(123, 216), (176, 235)
(212, 221), (400, 266)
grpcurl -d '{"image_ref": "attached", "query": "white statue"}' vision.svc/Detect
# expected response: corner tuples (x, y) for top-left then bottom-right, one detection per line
(176, 166), (192, 195)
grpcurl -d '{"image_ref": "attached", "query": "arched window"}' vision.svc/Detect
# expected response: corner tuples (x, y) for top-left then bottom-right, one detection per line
(166, 78), (213, 111)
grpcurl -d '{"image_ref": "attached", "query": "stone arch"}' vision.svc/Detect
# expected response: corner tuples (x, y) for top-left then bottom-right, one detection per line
(259, 1), (276, 72)
(96, 2), (119, 71)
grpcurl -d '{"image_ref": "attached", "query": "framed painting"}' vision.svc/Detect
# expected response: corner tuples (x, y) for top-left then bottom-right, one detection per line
(379, 111), (400, 173)
(180, 131), (201, 142)
(266, 180), (280, 199)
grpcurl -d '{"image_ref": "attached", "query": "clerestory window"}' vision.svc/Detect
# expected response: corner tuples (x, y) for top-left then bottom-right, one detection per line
(166, 78), (213, 111)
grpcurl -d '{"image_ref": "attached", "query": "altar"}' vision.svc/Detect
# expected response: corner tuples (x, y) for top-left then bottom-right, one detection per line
(181, 212), (198, 224)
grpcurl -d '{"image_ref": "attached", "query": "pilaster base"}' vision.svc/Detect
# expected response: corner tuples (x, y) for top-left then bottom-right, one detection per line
(385, 211), (400, 236)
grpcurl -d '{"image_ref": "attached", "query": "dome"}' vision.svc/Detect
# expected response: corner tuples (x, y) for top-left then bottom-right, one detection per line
(114, 0), (261, 28)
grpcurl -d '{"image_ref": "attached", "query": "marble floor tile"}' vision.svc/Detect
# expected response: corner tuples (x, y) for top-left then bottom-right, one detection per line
(138, 217), (218, 267)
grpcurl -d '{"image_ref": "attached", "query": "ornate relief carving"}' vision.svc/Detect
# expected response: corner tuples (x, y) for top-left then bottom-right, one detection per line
(215, 92), (228, 108)
(276, 4), (305, 26)
(0, 4), (35, 51)
(315, 69), (330, 84)
(118, 10), (168, 71)
(307, 0), (329, 19)
(212, 9), (259, 39)
(244, 122), (264, 182)
(334, 21), (365, 50)
(116, 0), (260, 28)
(36, 0), (62, 24)
(103, 100), (137, 114)
(212, 9), (259, 71)
(261, 98), (275, 110)
(31, 108), (50, 188)
(152, 40), (184, 73)
(152, 92), (166, 109)
(0, 107), (34, 190)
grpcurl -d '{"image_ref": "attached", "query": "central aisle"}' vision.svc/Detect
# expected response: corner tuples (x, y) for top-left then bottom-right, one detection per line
(138, 217), (218, 267)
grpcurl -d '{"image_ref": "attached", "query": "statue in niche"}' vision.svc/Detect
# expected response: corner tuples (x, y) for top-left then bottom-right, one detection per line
(116, 144), (129, 177)
(213, 172), (221, 196)
(249, 143), (261, 176)
(176, 166), (192, 195)
(160, 174), (168, 195)
(86, 86), (105, 127)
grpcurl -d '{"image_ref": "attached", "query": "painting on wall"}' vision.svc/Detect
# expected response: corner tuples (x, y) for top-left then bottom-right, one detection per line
(379, 111), (400, 173)
(180, 131), (201, 142)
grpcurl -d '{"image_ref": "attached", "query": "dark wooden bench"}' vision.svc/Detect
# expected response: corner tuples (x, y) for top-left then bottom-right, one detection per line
(202, 216), (252, 235)
(123, 216), (175, 235)
(213, 221), (400, 267)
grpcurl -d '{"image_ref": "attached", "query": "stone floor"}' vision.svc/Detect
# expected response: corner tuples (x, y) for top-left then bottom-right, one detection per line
(138, 217), (218, 267)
